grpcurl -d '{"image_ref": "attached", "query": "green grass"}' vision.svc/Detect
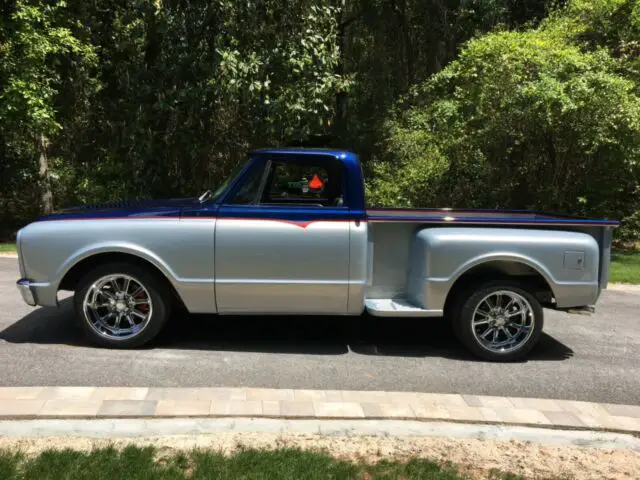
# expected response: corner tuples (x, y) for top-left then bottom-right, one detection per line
(0, 243), (16, 254)
(0, 445), (520, 480)
(610, 250), (640, 284)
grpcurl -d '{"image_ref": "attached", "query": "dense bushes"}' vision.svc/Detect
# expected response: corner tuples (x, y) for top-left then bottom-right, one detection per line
(1, 0), (346, 238)
(2, 0), (640, 241)
(368, 0), (640, 240)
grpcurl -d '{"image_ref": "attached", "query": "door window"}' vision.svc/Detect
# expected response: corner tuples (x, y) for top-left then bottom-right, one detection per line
(261, 160), (344, 207)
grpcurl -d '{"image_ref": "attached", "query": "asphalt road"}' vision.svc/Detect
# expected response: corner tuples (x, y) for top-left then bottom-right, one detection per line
(1, 257), (638, 404)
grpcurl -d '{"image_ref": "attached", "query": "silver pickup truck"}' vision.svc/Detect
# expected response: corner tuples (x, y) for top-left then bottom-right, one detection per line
(16, 148), (618, 361)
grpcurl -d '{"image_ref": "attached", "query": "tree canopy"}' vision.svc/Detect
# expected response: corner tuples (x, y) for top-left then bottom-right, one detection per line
(1, 0), (639, 240)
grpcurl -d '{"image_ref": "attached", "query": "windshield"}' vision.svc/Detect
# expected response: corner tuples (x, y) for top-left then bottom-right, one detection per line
(210, 158), (252, 203)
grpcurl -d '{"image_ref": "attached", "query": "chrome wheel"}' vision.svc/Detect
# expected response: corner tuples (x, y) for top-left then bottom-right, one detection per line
(471, 290), (535, 354)
(82, 274), (153, 340)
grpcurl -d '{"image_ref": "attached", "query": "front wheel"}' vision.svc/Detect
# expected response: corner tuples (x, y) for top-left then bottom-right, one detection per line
(452, 280), (544, 362)
(73, 262), (171, 348)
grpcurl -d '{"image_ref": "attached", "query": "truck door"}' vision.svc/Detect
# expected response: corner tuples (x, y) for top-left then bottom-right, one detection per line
(214, 154), (351, 314)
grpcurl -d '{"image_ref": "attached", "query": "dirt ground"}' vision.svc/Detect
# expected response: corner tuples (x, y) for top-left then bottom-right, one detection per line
(1, 432), (638, 479)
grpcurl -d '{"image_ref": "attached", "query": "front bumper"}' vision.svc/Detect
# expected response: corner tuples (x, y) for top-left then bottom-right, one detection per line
(16, 279), (37, 306)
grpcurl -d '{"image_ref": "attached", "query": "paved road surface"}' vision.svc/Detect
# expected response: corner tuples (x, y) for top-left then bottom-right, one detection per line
(1, 258), (638, 404)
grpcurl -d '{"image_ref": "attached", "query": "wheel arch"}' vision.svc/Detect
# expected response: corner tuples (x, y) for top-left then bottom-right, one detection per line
(443, 255), (556, 317)
(58, 247), (186, 309)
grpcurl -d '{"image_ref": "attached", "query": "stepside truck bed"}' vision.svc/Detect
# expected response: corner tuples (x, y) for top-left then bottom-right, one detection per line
(363, 208), (618, 314)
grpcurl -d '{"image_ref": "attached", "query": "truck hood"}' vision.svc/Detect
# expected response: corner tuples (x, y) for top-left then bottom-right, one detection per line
(37, 197), (201, 221)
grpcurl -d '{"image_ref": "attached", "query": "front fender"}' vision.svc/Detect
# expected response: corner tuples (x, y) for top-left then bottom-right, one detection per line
(54, 242), (181, 291)
(18, 217), (215, 312)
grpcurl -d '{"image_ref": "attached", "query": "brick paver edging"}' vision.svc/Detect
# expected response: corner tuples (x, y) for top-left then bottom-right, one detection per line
(0, 387), (638, 433)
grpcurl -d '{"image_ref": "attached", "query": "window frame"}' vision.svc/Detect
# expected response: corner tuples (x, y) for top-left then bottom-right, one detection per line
(222, 157), (271, 206)
(222, 154), (347, 209)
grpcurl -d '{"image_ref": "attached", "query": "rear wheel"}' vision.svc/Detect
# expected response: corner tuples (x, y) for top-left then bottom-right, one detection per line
(73, 262), (171, 348)
(452, 280), (543, 361)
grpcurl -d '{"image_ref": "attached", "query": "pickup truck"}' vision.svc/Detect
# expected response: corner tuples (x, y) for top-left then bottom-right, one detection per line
(16, 148), (619, 361)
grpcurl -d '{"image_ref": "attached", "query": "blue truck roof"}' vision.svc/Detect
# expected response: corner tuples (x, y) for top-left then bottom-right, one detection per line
(251, 147), (357, 160)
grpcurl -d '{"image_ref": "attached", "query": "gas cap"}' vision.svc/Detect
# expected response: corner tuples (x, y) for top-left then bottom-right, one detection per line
(564, 251), (585, 270)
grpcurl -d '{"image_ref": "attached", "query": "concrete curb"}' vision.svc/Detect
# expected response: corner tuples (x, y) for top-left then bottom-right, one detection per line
(0, 387), (638, 434)
(1, 418), (639, 451)
(0, 253), (17, 258)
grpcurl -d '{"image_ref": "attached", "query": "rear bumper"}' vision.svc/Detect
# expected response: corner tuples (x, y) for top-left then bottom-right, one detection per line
(16, 279), (37, 306)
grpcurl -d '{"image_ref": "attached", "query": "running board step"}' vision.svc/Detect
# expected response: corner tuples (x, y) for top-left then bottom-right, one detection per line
(364, 298), (442, 317)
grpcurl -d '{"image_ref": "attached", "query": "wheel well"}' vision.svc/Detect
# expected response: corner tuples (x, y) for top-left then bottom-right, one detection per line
(58, 252), (185, 308)
(443, 260), (555, 317)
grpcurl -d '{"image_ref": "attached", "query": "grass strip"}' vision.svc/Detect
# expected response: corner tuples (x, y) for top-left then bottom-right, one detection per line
(0, 243), (16, 254)
(0, 445), (523, 480)
(610, 250), (640, 284)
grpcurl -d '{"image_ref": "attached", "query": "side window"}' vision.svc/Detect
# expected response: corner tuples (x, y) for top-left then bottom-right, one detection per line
(229, 163), (265, 204)
(261, 159), (344, 207)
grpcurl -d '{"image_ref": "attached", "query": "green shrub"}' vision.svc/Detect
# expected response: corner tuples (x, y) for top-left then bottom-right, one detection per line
(371, 3), (640, 228)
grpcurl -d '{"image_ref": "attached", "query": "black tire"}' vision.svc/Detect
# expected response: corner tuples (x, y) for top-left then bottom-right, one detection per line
(73, 262), (172, 348)
(451, 279), (544, 362)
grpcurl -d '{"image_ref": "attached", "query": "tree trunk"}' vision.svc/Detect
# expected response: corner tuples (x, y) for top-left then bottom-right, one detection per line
(334, 9), (349, 145)
(397, 0), (413, 89)
(37, 133), (53, 214)
(333, 3), (367, 146)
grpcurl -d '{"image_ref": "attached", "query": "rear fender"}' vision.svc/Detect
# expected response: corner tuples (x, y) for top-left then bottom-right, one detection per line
(407, 227), (599, 310)
(448, 252), (557, 297)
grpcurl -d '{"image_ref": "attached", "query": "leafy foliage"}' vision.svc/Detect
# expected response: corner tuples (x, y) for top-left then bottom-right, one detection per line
(0, 0), (96, 233)
(2, 0), (640, 241)
(0, 0), (94, 135)
(370, 0), (640, 237)
(0, 0), (347, 236)
(55, 0), (348, 202)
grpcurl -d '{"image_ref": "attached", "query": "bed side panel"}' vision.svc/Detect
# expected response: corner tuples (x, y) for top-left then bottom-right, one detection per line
(410, 228), (600, 310)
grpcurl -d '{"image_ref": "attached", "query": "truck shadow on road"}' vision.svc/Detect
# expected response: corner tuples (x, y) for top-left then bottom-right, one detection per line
(1, 298), (574, 362)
